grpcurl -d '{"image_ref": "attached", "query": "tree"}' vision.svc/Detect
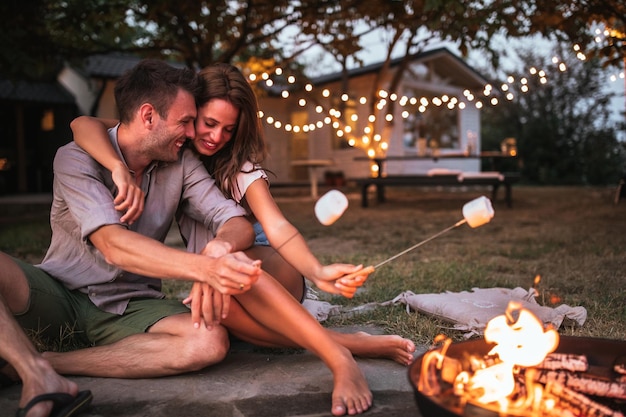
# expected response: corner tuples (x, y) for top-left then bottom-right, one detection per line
(480, 45), (624, 185)
(1, 0), (623, 159)
(3, 0), (623, 76)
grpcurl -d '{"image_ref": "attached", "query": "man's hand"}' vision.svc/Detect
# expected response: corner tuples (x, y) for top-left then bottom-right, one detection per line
(184, 249), (262, 328)
(185, 282), (231, 329)
(111, 164), (144, 224)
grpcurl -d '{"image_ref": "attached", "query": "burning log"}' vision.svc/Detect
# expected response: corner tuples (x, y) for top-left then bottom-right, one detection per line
(535, 370), (626, 400)
(418, 338), (463, 395)
(536, 353), (589, 372)
(544, 381), (625, 417)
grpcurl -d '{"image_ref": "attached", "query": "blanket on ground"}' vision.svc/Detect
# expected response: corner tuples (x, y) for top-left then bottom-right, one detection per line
(303, 287), (587, 338)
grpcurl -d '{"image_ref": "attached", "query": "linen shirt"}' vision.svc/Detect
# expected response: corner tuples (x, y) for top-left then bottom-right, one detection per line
(179, 161), (268, 253)
(38, 127), (246, 315)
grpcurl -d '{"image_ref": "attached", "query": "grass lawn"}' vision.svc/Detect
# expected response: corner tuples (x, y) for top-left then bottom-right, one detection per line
(1, 184), (625, 347)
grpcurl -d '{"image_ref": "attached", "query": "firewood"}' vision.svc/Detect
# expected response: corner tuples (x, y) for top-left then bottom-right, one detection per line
(536, 353), (589, 372)
(544, 381), (624, 417)
(535, 370), (626, 400)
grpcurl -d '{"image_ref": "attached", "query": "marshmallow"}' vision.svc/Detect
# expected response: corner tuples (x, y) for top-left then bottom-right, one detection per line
(462, 196), (495, 228)
(315, 190), (348, 226)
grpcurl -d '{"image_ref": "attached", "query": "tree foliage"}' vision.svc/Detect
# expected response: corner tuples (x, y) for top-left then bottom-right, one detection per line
(481, 46), (625, 185)
(1, 0), (624, 79)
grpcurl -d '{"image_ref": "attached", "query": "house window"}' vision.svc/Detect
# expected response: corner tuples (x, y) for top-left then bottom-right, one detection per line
(41, 109), (55, 131)
(402, 92), (460, 153)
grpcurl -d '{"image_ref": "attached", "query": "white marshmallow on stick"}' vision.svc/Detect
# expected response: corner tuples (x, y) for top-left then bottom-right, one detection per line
(341, 195), (495, 281)
(315, 190), (348, 226)
(462, 195), (495, 228)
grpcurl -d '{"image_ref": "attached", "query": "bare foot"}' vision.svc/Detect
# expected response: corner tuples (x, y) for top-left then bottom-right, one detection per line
(334, 331), (416, 365)
(18, 358), (79, 417)
(330, 355), (373, 416)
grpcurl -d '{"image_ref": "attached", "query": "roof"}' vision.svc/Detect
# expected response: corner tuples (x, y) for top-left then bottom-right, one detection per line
(0, 79), (76, 104)
(81, 54), (187, 79)
(311, 47), (488, 90)
(82, 54), (142, 79)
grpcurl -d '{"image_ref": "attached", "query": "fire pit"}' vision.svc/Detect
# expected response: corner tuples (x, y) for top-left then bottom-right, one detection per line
(409, 330), (626, 416)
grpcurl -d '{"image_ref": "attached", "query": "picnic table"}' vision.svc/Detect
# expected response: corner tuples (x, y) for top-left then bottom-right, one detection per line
(354, 171), (521, 208)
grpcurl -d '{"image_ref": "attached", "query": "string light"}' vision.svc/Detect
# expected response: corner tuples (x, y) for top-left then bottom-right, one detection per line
(243, 37), (623, 156)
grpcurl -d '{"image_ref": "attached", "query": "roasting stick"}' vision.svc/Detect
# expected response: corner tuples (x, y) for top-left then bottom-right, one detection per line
(341, 219), (467, 281)
(341, 195), (496, 281)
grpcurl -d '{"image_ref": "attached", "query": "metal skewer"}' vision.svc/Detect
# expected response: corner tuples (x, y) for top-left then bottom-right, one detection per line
(342, 218), (468, 280)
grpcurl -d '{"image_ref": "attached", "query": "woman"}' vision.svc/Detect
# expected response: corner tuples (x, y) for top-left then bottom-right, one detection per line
(71, 64), (415, 365)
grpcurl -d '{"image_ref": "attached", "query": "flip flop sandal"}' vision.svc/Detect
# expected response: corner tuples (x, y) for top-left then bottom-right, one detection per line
(16, 390), (93, 417)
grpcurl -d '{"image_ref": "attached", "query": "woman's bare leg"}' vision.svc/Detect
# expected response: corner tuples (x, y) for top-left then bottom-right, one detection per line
(226, 302), (414, 365)
(224, 271), (372, 416)
(241, 246), (415, 365)
(245, 245), (305, 300)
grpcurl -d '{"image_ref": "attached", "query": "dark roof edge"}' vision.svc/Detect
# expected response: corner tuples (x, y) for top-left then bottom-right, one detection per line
(310, 47), (488, 86)
(0, 79), (76, 104)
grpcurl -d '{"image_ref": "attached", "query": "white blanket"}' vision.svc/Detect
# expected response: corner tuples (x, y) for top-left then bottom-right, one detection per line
(387, 287), (587, 337)
(303, 286), (587, 338)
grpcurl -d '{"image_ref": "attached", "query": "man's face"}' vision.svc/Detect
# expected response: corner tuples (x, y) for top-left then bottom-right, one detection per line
(146, 89), (197, 162)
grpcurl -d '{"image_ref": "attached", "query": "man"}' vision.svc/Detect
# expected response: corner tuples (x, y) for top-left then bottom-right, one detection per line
(0, 59), (260, 379)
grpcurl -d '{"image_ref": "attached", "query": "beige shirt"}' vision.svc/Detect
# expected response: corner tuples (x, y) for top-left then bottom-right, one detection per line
(38, 130), (245, 314)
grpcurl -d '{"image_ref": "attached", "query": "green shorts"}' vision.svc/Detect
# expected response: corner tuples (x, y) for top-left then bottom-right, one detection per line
(12, 257), (190, 347)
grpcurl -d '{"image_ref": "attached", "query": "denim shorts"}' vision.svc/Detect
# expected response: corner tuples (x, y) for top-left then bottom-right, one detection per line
(253, 222), (270, 246)
(12, 257), (190, 347)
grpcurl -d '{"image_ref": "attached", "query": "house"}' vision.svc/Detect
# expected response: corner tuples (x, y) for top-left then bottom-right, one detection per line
(256, 47), (490, 184)
(0, 79), (77, 194)
(3, 48), (488, 194)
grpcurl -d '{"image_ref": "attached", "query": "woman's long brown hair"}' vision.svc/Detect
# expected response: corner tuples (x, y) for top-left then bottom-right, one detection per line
(197, 63), (268, 200)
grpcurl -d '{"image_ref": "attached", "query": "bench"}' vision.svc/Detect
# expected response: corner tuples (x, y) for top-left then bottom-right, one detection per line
(354, 172), (520, 208)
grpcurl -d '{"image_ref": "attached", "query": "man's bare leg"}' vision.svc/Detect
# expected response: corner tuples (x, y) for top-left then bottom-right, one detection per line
(0, 251), (230, 379)
(0, 252), (81, 416)
(0, 295), (79, 417)
(44, 313), (229, 378)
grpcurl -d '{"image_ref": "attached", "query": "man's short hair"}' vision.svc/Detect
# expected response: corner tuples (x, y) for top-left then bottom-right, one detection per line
(114, 59), (204, 123)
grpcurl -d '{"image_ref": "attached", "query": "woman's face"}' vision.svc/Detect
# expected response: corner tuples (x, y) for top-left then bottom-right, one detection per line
(192, 98), (239, 156)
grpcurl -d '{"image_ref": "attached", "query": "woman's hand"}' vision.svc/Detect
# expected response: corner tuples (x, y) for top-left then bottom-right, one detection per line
(309, 264), (372, 298)
(111, 164), (144, 224)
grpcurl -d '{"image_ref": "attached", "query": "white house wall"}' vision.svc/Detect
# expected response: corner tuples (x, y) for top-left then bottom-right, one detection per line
(258, 95), (295, 183)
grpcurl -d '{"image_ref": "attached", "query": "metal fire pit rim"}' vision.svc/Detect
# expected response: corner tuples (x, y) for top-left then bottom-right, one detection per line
(407, 335), (626, 417)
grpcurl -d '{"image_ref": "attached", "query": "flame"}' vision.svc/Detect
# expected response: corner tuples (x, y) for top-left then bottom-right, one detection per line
(533, 274), (541, 286)
(465, 301), (559, 404)
(418, 301), (563, 414)
(467, 362), (515, 403)
(486, 301), (559, 367)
